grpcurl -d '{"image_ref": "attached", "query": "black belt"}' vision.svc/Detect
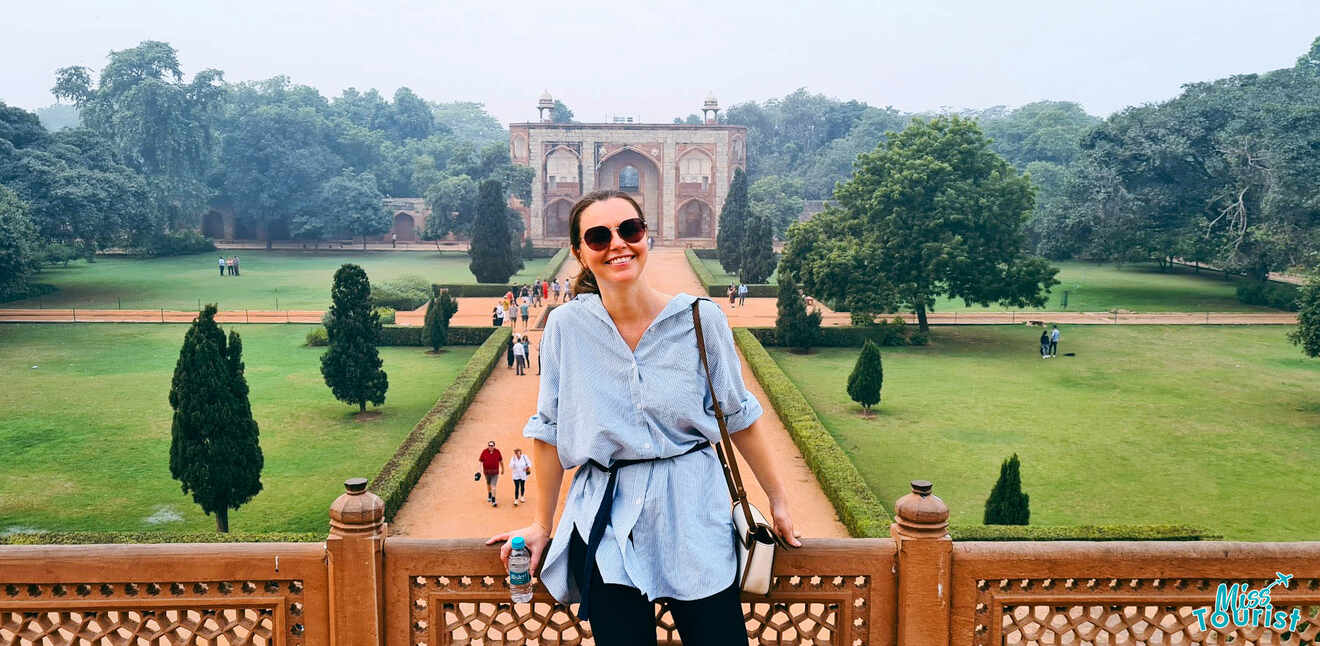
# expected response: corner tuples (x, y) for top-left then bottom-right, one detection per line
(576, 442), (710, 621)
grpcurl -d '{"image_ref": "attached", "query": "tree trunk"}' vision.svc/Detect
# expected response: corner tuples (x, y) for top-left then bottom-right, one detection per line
(359, 401), (366, 413)
(216, 508), (229, 533)
(362, 236), (368, 250)
(265, 237), (272, 250)
(914, 303), (929, 334)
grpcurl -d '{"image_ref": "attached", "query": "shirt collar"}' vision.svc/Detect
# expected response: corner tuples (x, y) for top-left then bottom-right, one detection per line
(578, 292), (700, 332)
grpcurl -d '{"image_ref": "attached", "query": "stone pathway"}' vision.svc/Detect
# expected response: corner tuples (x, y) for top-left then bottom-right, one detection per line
(390, 249), (850, 539)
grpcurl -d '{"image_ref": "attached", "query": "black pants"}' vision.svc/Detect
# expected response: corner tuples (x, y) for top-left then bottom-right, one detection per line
(568, 531), (745, 646)
(513, 478), (525, 499)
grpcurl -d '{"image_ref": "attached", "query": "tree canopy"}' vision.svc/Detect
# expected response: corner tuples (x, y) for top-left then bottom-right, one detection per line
(468, 180), (523, 282)
(781, 117), (1058, 331)
(321, 264), (389, 412)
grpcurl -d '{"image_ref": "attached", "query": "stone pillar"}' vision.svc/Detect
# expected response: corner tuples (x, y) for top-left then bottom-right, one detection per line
(327, 477), (386, 646)
(530, 136), (544, 240)
(891, 479), (952, 646)
(661, 138), (676, 243)
(581, 135), (597, 194)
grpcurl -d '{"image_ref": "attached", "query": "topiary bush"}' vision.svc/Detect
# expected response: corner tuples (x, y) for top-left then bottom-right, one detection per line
(305, 327), (328, 346)
(373, 307), (396, 324)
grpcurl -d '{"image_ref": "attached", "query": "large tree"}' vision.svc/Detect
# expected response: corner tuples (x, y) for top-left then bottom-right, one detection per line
(741, 212), (776, 283)
(168, 305), (264, 532)
(318, 171), (390, 249)
(1289, 277), (1320, 358)
(717, 167), (751, 277)
(782, 117), (1058, 332)
(775, 273), (821, 353)
(321, 264), (389, 412)
(468, 179), (522, 282)
(422, 173), (478, 238)
(0, 186), (40, 300)
(53, 41), (225, 230)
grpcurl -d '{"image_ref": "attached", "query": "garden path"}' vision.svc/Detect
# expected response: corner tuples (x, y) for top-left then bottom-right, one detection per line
(389, 248), (851, 539)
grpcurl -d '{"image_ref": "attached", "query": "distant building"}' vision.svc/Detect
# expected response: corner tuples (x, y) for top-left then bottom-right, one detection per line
(383, 198), (431, 242)
(509, 92), (747, 248)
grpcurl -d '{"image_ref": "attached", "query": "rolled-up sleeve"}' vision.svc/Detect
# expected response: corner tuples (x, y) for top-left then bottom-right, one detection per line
(523, 314), (560, 445)
(697, 300), (763, 433)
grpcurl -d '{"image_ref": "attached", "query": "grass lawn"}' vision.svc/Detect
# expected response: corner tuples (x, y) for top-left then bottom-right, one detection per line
(699, 257), (777, 285)
(6, 251), (554, 311)
(0, 324), (474, 534)
(769, 325), (1320, 540)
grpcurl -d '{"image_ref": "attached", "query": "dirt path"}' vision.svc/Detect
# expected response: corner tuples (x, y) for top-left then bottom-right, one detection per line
(391, 249), (850, 539)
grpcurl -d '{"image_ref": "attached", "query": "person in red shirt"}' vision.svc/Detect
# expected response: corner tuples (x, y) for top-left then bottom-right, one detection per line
(478, 440), (504, 507)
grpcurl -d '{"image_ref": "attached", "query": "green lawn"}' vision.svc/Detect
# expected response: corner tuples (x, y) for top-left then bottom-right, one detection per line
(769, 326), (1320, 540)
(708, 258), (1276, 312)
(0, 324), (474, 534)
(699, 257), (778, 285)
(7, 251), (553, 311)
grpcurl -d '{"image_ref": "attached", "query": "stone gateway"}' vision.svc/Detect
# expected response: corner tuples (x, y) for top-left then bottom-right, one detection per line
(510, 92), (746, 248)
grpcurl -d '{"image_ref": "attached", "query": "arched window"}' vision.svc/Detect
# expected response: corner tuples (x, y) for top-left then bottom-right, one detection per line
(620, 165), (640, 191)
(546, 149), (578, 185)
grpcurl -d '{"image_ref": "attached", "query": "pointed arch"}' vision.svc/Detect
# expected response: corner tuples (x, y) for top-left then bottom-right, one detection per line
(544, 198), (574, 238)
(676, 198), (715, 238)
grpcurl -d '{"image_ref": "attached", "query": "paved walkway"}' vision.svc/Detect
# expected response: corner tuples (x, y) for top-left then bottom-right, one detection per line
(390, 249), (850, 539)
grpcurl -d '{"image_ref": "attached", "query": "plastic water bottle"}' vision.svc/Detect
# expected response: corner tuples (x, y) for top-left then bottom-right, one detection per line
(508, 536), (533, 603)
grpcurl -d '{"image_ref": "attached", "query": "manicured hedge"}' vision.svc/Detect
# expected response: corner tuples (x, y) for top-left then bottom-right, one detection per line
(369, 327), (512, 520)
(522, 246), (564, 259)
(426, 248), (571, 299)
(746, 322), (928, 348)
(0, 531), (324, 545)
(1236, 280), (1300, 311)
(544, 247), (570, 278)
(950, 524), (1219, 541)
(377, 325), (495, 347)
(692, 248), (720, 260)
(733, 328), (891, 537)
(684, 249), (779, 297)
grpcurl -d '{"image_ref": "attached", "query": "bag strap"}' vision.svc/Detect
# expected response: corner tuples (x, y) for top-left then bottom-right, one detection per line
(691, 300), (759, 533)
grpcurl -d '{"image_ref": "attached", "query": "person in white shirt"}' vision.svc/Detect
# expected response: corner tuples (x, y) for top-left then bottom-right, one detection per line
(509, 447), (532, 505)
(513, 334), (528, 375)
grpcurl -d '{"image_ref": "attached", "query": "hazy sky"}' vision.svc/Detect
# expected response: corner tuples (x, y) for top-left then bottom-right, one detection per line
(4, 0), (1318, 125)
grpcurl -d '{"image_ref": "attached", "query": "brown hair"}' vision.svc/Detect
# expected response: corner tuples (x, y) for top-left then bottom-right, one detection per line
(568, 190), (646, 295)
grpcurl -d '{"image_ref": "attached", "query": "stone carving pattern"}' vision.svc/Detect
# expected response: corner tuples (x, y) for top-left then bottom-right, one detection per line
(1, 580), (305, 646)
(410, 573), (870, 645)
(971, 576), (1320, 645)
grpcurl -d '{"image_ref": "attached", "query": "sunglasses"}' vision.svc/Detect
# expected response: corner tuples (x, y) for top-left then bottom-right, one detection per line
(582, 217), (647, 252)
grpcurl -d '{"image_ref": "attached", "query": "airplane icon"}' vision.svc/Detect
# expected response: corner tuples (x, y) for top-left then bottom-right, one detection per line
(1263, 572), (1293, 591)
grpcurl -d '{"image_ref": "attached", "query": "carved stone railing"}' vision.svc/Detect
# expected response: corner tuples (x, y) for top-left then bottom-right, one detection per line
(384, 538), (895, 646)
(4, 478), (1320, 645)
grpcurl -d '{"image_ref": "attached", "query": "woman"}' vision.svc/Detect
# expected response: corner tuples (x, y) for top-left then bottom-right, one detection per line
(488, 190), (801, 645)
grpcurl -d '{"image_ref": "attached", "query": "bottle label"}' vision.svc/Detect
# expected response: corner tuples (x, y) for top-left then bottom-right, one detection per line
(509, 570), (531, 586)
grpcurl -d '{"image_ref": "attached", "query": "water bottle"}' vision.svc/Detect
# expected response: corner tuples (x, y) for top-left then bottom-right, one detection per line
(508, 536), (533, 603)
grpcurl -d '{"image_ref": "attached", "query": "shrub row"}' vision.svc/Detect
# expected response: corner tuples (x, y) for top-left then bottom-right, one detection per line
(0, 531), (324, 545)
(132, 230), (217, 257)
(746, 322), (928, 348)
(684, 249), (779, 297)
(521, 246), (563, 259)
(1236, 280), (1300, 311)
(426, 248), (572, 298)
(371, 275), (432, 310)
(306, 325), (495, 347)
(950, 524), (1219, 541)
(732, 329), (891, 537)
(691, 248), (720, 260)
(369, 327), (512, 520)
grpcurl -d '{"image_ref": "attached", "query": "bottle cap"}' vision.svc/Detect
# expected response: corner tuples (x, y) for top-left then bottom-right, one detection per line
(511, 536), (525, 550)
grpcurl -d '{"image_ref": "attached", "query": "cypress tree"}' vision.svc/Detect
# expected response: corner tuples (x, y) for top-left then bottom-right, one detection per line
(717, 167), (750, 276)
(846, 339), (883, 414)
(741, 212), (776, 283)
(423, 287), (459, 352)
(983, 453), (1030, 525)
(321, 264), (389, 412)
(168, 304), (264, 532)
(468, 180), (521, 282)
(775, 273), (822, 353)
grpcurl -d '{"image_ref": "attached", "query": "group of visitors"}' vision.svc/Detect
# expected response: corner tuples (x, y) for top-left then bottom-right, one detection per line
(478, 440), (532, 508)
(726, 282), (748, 308)
(491, 278), (577, 331)
(217, 256), (241, 276)
(1039, 325), (1061, 358)
(507, 333), (537, 376)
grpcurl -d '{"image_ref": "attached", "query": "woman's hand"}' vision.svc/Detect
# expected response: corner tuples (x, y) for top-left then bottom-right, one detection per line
(771, 498), (803, 548)
(486, 522), (551, 572)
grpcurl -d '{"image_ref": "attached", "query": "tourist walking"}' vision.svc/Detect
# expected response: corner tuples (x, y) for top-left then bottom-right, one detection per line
(1039, 329), (1050, 359)
(1049, 325), (1061, 358)
(391, 232), (397, 248)
(509, 447), (532, 506)
(542, 279), (549, 302)
(552, 279), (561, 303)
(233, 256), (240, 276)
(478, 441), (503, 507)
(488, 190), (801, 644)
(218, 256), (226, 276)
(738, 282), (748, 307)
(520, 299), (530, 331)
(727, 284), (736, 307)
(513, 334), (527, 375)
(493, 304), (504, 327)
(507, 332), (516, 369)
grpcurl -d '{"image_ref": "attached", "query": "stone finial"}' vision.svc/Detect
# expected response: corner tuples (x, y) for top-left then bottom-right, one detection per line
(538, 91), (556, 122)
(329, 477), (384, 535)
(892, 479), (950, 539)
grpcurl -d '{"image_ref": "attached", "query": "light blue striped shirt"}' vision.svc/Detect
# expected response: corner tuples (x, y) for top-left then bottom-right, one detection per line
(524, 292), (763, 603)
